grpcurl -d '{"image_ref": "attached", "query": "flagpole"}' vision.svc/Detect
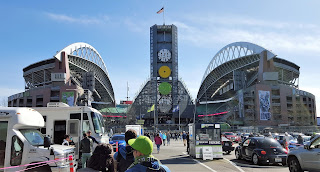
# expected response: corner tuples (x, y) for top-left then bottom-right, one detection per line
(163, 6), (165, 25)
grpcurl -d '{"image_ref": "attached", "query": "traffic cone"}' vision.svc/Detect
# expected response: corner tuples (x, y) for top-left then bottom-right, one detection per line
(69, 155), (74, 172)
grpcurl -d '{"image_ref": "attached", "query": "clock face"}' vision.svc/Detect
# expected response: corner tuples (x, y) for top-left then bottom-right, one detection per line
(158, 49), (171, 62)
(158, 96), (172, 113)
(158, 65), (171, 78)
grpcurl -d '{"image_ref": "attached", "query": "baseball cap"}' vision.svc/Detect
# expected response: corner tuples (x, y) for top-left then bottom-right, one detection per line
(128, 136), (153, 155)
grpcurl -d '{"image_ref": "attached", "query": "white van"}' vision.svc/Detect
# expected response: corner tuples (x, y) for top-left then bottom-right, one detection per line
(0, 107), (75, 172)
(33, 102), (109, 160)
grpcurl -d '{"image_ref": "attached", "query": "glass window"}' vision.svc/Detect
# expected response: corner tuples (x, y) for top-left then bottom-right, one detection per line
(310, 137), (320, 149)
(91, 112), (102, 134)
(257, 139), (282, 148)
(10, 136), (23, 166)
(195, 128), (220, 141)
(20, 129), (44, 146)
(112, 136), (125, 140)
(0, 121), (8, 168)
(243, 139), (250, 146)
(82, 121), (90, 134)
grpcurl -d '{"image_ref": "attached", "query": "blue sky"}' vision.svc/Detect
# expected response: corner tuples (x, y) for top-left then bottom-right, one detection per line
(0, 1), (319, 116)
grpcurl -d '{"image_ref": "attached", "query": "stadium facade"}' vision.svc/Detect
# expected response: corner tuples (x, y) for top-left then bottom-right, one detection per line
(197, 42), (317, 127)
(8, 42), (115, 109)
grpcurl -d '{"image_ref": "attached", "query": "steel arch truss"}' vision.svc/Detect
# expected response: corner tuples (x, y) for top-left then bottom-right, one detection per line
(198, 54), (260, 102)
(55, 42), (110, 77)
(201, 42), (276, 84)
(68, 55), (115, 104)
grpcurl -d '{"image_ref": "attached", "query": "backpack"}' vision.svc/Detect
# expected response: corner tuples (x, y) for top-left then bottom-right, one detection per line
(116, 147), (134, 172)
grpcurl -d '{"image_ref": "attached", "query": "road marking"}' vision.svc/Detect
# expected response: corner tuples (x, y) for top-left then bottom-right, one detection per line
(192, 158), (218, 172)
(182, 152), (217, 172)
(223, 158), (245, 172)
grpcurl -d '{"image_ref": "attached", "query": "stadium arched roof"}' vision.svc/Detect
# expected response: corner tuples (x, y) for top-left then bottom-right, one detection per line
(201, 42), (276, 85)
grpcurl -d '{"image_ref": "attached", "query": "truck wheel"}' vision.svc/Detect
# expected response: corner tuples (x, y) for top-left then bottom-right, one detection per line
(27, 164), (51, 172)
(288, 157), (302, 172)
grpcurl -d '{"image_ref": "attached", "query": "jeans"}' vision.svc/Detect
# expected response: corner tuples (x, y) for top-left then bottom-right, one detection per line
(81, 152), (92, 168)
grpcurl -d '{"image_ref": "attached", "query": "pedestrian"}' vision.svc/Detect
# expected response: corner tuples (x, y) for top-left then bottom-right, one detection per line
(125, 136), (171, 172)
(186, 132), (190, 153)
(80, 133), (93, 168)
(166, 132), (170, 146)
(78, 143), (115, 172)
(62, 134), (71, 146)
(154, 133), (162, 154)
(182, 131), (187, 146)
(297, 134), (303, 145)
(87, 130), (99, 144)
(162, 133), (167, 146)
(114, 129), (137, 172)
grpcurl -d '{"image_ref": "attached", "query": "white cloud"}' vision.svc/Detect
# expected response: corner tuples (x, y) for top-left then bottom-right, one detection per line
(45, 12), (110, 25)
(170, 14), (320, 54)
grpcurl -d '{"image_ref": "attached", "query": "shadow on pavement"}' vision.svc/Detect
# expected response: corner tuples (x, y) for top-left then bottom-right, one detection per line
(159, 155), (198, 165)
(229, 159), (287, 168)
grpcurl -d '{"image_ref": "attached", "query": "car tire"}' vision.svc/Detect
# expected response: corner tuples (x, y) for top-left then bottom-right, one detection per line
(235, 149), (242, 159)
(288, 157), (302, 172)
(252, 153), (260, 165)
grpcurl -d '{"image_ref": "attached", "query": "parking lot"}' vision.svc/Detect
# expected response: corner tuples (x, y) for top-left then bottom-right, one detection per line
(153, 140), (289, 172)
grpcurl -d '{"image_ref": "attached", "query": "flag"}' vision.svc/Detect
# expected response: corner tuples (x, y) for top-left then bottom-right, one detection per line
(147, 104), (155, 112)
(157, 7), (164, 14)
(172, 105), (179, 112)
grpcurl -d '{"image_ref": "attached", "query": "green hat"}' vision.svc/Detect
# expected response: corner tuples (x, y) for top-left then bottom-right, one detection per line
(128, 136), (153, 155)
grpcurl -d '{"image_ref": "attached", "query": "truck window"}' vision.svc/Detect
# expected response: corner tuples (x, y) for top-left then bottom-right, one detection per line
(20, 129), (44, 146)
(0, 121), (8, 168)
(70, 113), (88, 120)
(83, 121), (90, 133)
(10, 136), (23, 166)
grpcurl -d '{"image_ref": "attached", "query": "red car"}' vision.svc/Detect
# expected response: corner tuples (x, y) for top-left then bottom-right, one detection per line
(223, 132), (241, 143)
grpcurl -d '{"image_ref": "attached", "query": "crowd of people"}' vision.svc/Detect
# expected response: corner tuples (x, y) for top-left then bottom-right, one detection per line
(64, 129), (172, 172)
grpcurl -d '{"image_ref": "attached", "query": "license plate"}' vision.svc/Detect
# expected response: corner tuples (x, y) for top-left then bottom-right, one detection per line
(275, 158), (282, 162)
(225, 143), (229, 146)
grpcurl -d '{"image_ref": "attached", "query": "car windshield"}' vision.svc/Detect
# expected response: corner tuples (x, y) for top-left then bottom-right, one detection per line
(112, 136), (125, 140)
(224, 133), (234, 135)
(20, 129), (44, 146)
(244, 134), (249, 136)
(257, 138), (282, 148)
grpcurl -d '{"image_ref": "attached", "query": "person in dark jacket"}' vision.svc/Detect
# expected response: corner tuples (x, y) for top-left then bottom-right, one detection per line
(113, 129), (137, 172)
(80, 133), (93, 168)
(125, 136), (170, 172)
(78, 143), (115, 172)
(87, 130), (99, 144)
(297, 134), (304, 145)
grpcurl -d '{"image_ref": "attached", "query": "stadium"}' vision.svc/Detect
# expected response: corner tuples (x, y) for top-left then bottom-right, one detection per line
(196, 42), (316, 128)
(8, 42), (115, 109)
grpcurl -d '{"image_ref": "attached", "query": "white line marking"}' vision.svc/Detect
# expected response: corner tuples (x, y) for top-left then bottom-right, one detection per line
(192, 158), (217, 172)
(223, 158), (245, 172)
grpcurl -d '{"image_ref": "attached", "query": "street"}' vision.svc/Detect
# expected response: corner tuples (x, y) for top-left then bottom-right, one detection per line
(153, 140), (289, 172)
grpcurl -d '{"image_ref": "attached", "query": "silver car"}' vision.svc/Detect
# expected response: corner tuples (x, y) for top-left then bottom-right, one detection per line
(287, 135), (320, 172)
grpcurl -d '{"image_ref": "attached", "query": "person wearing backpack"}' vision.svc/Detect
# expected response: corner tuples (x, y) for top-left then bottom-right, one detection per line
(113, 129), (137, 172)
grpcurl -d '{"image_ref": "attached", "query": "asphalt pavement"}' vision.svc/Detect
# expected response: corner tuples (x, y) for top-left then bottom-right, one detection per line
(152, 140), (289, 172)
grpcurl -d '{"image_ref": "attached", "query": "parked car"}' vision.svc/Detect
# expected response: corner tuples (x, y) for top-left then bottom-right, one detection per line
(241, 133), (250, 141)
(235, 137), (287, 165)
(222, 136), (234, 154)
(109, 134), (126, 152)
(287, 135), (320, 172)
(223, 132), (241, 142)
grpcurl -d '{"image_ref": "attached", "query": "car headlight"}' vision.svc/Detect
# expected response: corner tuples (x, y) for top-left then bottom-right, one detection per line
(55, 154), (67, 167)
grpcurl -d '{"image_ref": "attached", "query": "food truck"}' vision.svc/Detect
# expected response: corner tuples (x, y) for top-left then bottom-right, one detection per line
(189, 123), (223, 160)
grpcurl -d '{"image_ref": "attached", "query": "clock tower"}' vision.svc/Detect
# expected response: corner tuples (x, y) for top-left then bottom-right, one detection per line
(150, 24), (178, 126)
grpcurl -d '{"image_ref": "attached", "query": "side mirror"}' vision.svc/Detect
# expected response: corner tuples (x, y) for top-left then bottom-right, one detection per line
(44, 136), (51, 148)
(239, 142), (242, 146)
